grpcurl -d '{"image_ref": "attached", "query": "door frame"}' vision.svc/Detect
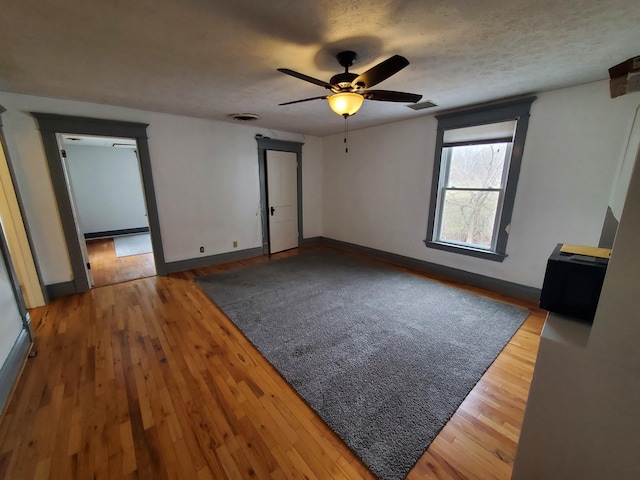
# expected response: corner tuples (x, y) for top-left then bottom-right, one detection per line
(0, 105), (48, 306)
(0, 213), (33, 414)
(256, 137), (303, 255)
(32, 113), (167, 293)
(0, 215), (31, 337)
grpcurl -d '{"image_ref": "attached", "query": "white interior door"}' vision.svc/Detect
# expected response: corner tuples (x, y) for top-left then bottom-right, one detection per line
(58, 136), (93, 287)
(267, 151), (298, 254)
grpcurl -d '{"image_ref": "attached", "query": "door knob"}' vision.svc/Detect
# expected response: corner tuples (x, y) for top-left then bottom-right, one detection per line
(270, 206), (275, 216)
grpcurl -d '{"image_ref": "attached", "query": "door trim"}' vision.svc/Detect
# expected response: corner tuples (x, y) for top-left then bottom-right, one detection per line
(256, 137), (304, 255)
(0, 209), (32, 414)
(32, 113), (167, 293)
(0, 208), (30, 335)
(0, 328), (31, 415)
(0, 105), (48, 305)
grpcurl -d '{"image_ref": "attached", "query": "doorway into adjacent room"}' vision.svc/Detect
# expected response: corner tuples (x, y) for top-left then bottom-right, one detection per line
(59, 133), (156, 287)
(33, 113), (166, 295)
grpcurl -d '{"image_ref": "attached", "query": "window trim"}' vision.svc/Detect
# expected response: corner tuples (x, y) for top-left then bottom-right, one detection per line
(425, 96), (536, 262)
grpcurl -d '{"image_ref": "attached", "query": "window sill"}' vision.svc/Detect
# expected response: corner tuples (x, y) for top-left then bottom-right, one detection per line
(424, 240), (507, 262)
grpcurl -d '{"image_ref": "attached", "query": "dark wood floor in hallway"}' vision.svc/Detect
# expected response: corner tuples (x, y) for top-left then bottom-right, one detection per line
(86, 237), (156, 288)
(0, 247), (544, 479)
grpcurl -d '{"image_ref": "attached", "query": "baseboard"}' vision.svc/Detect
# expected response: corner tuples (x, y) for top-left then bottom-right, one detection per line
(321, 237), (541, 303)
(0, 329), (32, 416)
(45, 236), (539, 301)
(164, 247), (264, 274)
(46, 280), (77, 298)
(84, 227), (149, 239)
(48, 241), (315, 293)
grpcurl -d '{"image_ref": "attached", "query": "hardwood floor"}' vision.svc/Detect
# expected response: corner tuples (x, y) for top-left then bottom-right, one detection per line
(0, 246), (544, 479)
(86, 237), (156, 287)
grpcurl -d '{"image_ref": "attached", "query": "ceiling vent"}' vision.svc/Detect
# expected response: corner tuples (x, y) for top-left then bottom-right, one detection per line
(229, 113), (260, 122)
(407, 100), (437, 111)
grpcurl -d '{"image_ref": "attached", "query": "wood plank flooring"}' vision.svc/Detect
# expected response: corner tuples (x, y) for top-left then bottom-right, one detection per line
(86, 238), (156, 287)
(0, 246), (544, 479)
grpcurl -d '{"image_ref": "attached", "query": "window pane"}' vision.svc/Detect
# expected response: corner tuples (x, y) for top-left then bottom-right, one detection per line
(439, 190), (500, 249)
(445, 143), (509, 188)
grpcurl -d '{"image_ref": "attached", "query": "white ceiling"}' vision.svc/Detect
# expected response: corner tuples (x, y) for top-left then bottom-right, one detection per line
(1, 0), (639, 137)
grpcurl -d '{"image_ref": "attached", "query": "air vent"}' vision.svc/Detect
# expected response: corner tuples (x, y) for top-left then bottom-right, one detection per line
(229, 113), (260, 122)
(407, 100), (437, 111)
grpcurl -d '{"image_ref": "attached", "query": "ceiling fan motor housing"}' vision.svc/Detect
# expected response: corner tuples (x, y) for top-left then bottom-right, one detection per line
(330, 72), (358, 90)
(331, 51), (361, 90)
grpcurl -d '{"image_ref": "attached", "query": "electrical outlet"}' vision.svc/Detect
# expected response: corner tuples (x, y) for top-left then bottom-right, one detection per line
(233, 241), (238, 248)
(199, 246), (204, 253)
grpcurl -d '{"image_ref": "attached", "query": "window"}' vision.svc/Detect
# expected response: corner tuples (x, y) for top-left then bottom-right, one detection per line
(425, 97), (536, 261)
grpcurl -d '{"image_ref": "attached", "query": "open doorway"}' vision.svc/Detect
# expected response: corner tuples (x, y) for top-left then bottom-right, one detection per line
(32, 113), (166, 295)
(59, 133), (156, 287)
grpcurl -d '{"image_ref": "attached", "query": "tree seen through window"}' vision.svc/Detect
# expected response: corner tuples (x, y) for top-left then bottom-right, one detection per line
(438, 143), (509, 249)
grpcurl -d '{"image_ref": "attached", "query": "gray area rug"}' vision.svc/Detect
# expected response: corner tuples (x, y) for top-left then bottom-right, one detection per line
(113, 233), (152, 257)
(196, 250), (529, 479)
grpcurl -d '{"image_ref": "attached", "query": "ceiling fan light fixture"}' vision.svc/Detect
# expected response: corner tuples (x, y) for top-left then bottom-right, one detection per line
(327, 92), (364, 117)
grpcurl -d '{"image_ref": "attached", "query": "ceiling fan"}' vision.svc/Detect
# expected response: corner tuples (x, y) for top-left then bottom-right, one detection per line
(278, 51), (422, 117)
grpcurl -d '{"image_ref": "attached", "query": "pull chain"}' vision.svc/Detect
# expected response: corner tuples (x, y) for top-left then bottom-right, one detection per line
(343, 114), (349, 153)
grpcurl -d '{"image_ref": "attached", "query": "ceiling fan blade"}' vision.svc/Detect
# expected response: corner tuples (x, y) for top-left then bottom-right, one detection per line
(363, 90), (422, 103)
(277, 68), (333, 89)
(351, 55), (410, 89)
(279, 95), (328, 106)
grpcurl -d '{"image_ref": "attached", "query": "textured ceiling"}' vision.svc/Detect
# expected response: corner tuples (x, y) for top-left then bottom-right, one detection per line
(1, 0), (639, 136)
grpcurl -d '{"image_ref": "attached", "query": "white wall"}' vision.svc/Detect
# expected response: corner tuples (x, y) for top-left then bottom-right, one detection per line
(65, 145), (148, 235)
(0, 92), (323, 285)
(301, 135), (323, 239)
(513, 138), (640, 480)
(323, 81), (640, 288)
(4, 81), (634, 290)
(608, 104), (640, 220)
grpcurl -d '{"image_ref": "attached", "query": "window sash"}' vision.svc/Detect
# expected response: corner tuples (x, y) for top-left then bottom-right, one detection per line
(442, 136), (514, 149)
(434, 141), (513, 252)
(442, 187), (502, 192)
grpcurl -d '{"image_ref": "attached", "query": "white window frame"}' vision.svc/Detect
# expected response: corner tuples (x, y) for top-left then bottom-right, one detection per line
(425, 97), (536, 262)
